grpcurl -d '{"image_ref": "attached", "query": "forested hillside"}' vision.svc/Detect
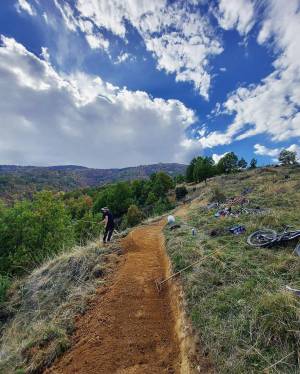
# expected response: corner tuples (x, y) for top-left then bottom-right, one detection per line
(0, 163), (186, 203)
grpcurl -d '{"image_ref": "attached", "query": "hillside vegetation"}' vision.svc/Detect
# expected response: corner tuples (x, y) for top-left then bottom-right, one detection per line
(0, 163), (186, 203)
(165, 165), (300, 373)
(0, 171), (175, 280)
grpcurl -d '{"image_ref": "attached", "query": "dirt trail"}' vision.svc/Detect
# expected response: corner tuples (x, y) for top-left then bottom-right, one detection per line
(46, 219), (183, 373)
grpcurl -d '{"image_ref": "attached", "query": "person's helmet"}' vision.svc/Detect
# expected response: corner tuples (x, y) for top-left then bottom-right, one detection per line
(101, 207), (109, 212)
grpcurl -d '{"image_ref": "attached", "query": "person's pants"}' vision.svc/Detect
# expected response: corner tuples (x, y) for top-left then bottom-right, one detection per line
(103, 226), (114, 242)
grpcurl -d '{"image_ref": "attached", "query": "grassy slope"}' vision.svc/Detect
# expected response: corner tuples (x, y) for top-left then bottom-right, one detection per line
(0, 241), (122, 373)
(165, 166), (300, 373)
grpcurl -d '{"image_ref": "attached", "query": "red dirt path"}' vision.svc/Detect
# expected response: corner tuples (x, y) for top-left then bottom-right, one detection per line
(45, 220), (181, 373)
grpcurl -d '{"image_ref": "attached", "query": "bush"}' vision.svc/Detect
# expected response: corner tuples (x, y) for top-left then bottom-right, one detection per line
(175, 186), (188, 200)
(73, 212), (103, 245)
(126, 205), (143, 227)
(153, 198), (173, 215)
(65, 195), (93, 220)
(0, 191), (75, 275)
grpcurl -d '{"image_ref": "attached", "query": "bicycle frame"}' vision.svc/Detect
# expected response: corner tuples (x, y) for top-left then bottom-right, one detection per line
(276, 229), (300, 242)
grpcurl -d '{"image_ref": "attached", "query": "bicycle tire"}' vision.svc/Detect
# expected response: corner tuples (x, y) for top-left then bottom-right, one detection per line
(247, 229), (277, 247)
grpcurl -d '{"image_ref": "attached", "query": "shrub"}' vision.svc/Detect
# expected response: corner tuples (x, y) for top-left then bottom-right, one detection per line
(126, 204), (143, 227)
(153, 198), (173, 215)
(73, 212), (103, 245)
(0, 191), (75, 275)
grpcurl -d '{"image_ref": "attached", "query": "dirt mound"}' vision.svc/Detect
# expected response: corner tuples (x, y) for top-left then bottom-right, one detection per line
(45, 221), (181, 373)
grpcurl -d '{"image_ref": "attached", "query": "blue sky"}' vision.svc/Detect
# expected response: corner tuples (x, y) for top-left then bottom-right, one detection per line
(0, 0), (299, 168)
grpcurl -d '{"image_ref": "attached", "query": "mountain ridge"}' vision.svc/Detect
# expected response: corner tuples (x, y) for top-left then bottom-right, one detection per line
(0, 163), (187, 202)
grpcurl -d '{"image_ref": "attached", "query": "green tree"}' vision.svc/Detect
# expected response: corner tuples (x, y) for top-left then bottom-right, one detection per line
(186, 158), (197, 182)
(93, 182), (134, 217)
(217, 152), (239, 174)
(249, 158), (257, 169)
(193, 157), (215, 183)
(238, 158), (248, 169)
(278, 149), (298, 165)
(131, 180), (144, 204)
(150, 172), (174, 198)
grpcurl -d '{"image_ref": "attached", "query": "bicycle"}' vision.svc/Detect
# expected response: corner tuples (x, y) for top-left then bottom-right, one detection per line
(247, 226), (300, 253)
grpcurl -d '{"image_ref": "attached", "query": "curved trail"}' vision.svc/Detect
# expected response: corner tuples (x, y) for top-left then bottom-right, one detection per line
(46, 219), (182, 373)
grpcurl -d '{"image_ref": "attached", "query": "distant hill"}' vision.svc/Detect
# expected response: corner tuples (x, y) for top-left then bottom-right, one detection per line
(0, 163), (187, 203)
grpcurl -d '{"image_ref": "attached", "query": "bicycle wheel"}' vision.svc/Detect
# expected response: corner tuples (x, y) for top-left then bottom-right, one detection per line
(247, 229), (277, 247)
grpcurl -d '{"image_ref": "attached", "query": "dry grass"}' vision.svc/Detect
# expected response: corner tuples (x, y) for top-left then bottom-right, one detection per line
(0, 240), (122, 373)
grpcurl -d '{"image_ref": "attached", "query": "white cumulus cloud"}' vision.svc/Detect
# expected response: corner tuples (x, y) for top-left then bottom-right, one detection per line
(199, 0), (300, 149)
(254, 144), (280, 158)
(212, 152), (228, 164)
(0, 35), (200, 167)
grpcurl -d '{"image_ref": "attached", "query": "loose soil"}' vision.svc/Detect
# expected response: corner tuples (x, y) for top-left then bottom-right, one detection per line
(45, 206), (211, 373)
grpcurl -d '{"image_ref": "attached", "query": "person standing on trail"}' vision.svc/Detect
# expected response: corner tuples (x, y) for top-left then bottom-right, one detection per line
(101, 207), (115, 243)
